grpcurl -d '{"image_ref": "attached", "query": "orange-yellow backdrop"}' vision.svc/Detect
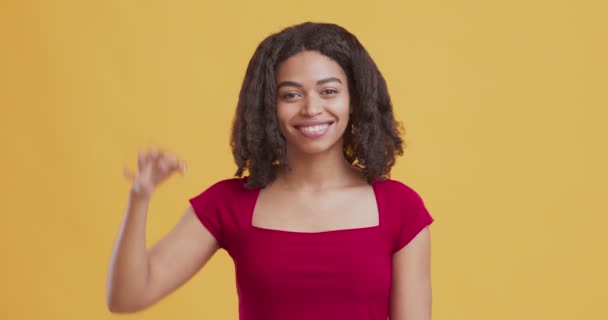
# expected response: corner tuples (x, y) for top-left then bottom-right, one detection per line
(1, 0), (606, 319)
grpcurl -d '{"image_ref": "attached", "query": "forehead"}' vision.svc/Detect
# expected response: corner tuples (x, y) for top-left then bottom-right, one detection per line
(275, 50), (347, 83)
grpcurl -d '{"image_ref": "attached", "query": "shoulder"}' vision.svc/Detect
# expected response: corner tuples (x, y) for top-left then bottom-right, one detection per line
(190, 177), (250, 204)
(374, 177), (430, 219)
(198, 176), (253, 195)
(377, 178), (434, 253)
(204, 177), (249, 193)
(374, 177), (424, 201)
(188, 178), (251, 251)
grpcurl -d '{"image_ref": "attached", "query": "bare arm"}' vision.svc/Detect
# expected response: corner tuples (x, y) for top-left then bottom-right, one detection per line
(106, 147), (219, 313)
(389, 226), (432, 320)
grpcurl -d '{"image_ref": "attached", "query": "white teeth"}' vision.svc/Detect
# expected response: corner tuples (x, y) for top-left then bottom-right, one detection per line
(299, 124), (329, 133)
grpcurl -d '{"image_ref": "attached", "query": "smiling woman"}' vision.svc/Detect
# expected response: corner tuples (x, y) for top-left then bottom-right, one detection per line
(107, 22), (434, 320)
(230, 22), (405, 189)
(275, 51), (351, 155)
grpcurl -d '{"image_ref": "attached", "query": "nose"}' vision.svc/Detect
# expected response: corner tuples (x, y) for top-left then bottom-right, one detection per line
(300, 94), (323, 117)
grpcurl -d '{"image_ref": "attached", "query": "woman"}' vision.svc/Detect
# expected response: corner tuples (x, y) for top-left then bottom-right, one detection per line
(107, 22), (434, 320)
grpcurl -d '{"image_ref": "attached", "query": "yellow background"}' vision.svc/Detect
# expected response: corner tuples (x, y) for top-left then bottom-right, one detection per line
(2, 0), (606, 319)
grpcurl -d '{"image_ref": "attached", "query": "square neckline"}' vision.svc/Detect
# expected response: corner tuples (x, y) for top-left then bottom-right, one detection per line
(247, 179), (383, 235)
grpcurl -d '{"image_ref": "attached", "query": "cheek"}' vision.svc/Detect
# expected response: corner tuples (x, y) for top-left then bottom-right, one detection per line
(276, 105), (288, 125)
(331, 95), (351, 121)
(275, 104), (295, 133)
(339, 97), (352, 133)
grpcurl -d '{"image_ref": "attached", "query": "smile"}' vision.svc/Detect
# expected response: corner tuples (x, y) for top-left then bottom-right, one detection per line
(296, 122), (333, 138)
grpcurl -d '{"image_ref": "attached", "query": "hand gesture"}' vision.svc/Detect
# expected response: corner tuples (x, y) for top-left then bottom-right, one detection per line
(123, 146), (187, 199)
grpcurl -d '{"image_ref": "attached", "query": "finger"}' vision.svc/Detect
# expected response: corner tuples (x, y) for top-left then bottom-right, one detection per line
(149, 145), (158, 157)
(137, 149), (144, 171)
(144, 148), (153, 164)
(145, 146), (159, 167)
(156, 150), (168, 172)
(165, 152), (177, 164)
(123, 167), (135, 180)
(158, 157), (170, 172)
(146, 145), (159, 166)
(164, 153), (179, 171)
(167, 155), (186, 176)
(142, 149), (156, 175)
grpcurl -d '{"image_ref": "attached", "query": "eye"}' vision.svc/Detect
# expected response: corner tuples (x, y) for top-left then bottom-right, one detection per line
(280, 92), (301, 100)
(322, 88), (338, 95)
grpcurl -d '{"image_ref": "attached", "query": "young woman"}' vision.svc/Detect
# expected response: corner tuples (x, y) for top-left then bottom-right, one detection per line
(107, 22), (434, 320)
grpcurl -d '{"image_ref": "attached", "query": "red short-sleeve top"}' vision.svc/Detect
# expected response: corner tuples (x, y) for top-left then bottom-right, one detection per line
(189, 177), (434, 320)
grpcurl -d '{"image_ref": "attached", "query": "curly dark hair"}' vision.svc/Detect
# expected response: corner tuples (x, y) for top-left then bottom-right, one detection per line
(230, 22), (405, 189)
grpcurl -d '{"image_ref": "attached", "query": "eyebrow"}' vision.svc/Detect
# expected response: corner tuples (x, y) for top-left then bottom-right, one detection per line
(276, 77), (343, 89)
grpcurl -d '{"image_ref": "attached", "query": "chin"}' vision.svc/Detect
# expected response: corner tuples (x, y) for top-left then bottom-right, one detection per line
(292, 143), (337, 155)
(285, 136), (346, 156)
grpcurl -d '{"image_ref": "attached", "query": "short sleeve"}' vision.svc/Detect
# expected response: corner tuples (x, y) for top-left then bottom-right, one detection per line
(188, 181), (226, 249)
(392, 182), (434, 253)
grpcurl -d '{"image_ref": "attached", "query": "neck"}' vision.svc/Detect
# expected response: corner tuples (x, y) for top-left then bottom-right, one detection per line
(276, 141), (363, 191)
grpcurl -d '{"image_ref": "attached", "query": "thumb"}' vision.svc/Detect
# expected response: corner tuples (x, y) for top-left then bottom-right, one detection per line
(179, 161), (187, 175)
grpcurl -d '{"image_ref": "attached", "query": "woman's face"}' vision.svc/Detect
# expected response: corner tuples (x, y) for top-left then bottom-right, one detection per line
(275, 50), (350, 156)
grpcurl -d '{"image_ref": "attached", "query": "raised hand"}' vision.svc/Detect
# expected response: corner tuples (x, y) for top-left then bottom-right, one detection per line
(123, 146), (187, 199)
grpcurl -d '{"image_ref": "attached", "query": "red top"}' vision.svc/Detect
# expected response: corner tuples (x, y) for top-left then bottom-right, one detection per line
(189, 177), (434, 320)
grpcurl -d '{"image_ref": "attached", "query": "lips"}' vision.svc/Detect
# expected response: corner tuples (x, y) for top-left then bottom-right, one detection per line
(294, 121), (334, 138)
